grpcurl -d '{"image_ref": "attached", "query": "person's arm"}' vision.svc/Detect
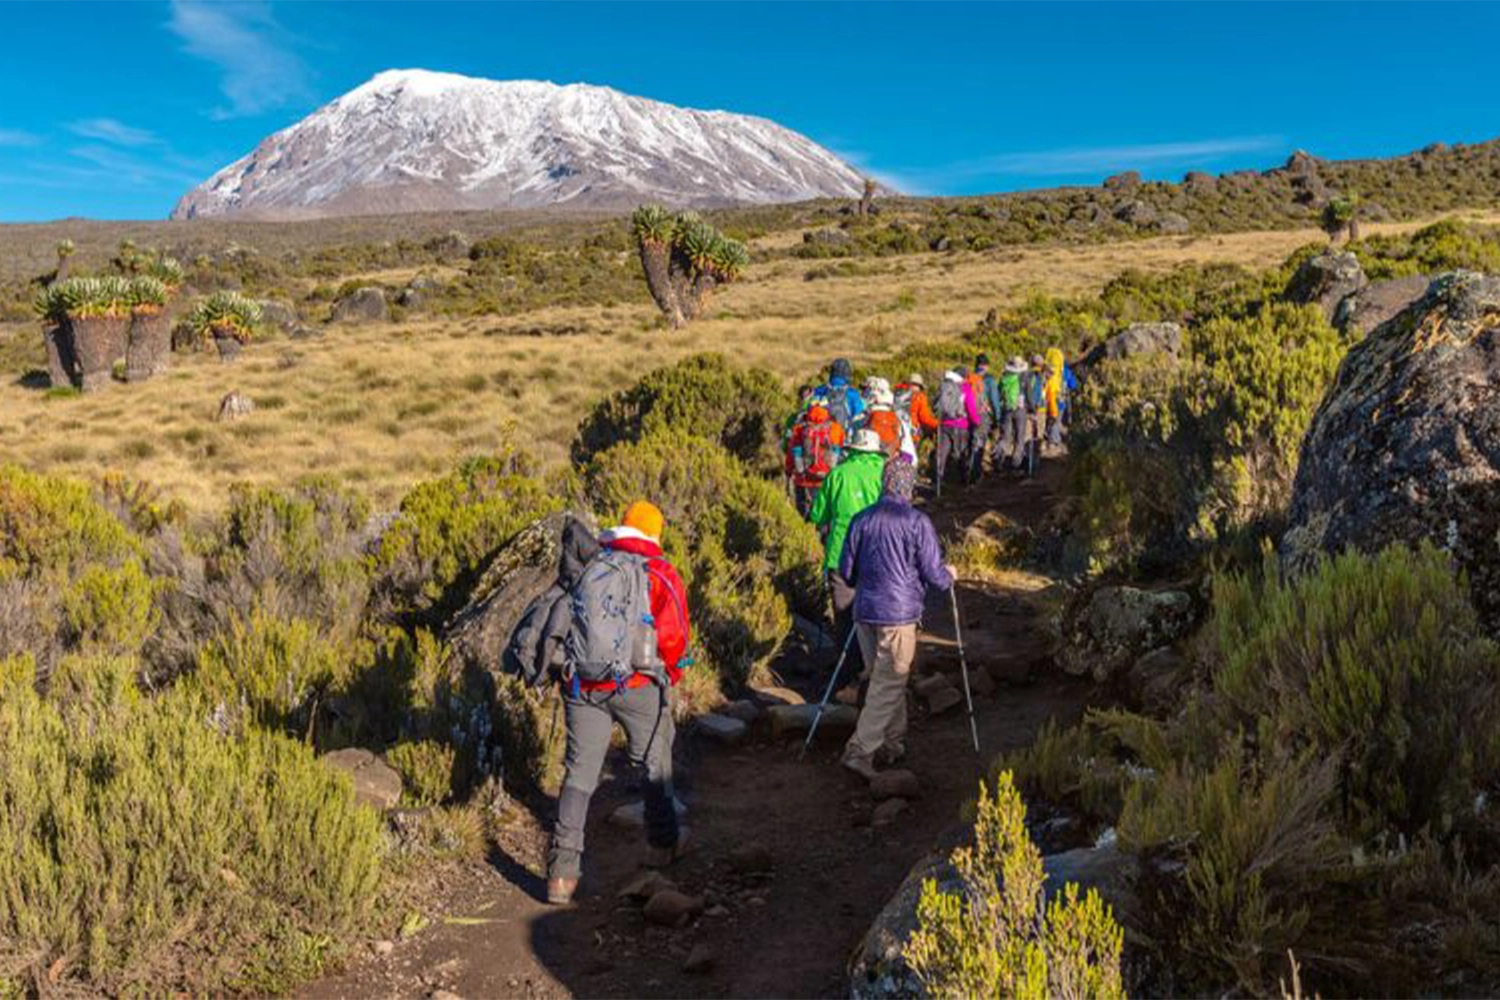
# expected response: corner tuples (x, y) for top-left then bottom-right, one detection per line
(916, 514), (954, 592)
(916, 393), (939, 432)
(986, 377), (1002, 419)
(648, 560), (690, 674)
(839, 513), (862, 585)
(809, 470), (834, 526)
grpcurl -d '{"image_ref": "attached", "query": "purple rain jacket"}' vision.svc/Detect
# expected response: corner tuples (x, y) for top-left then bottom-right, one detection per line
(838, 495), (954, 626)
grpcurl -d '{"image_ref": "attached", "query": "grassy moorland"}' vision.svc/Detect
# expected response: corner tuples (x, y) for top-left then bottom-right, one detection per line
(3, 212), (1495, 511)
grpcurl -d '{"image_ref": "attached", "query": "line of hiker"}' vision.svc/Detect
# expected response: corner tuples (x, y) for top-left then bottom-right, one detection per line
(786, 351), (1076, 510)
(501, 352), (1074, 903)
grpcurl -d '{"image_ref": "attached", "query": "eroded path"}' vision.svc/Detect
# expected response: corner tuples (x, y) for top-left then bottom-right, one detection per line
(304, 460), (1092, 1000)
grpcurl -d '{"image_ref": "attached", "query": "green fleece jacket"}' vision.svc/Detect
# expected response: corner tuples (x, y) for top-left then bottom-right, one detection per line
(808, 450), (886, 572)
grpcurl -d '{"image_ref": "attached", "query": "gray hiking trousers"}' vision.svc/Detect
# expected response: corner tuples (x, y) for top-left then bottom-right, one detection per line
(548, 682), (678, 880)
(935, 425), (969, 487)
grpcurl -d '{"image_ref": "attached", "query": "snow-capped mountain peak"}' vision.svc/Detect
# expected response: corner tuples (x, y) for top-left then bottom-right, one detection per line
(171, 69), (867, 219)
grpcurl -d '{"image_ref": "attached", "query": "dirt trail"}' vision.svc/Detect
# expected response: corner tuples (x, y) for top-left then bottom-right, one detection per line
(304, 460), (1092, 1000)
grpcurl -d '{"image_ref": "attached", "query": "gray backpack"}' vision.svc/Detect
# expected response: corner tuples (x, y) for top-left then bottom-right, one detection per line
(936, 379), (966, 421)
(565, 549), (663, 688)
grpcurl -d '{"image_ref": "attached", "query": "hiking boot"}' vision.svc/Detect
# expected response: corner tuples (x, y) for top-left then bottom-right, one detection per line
(841, 752), (879, 782)
(876, 742), (906, 767)
(643, 827), (691, 869)
(547, 876), (579, 906)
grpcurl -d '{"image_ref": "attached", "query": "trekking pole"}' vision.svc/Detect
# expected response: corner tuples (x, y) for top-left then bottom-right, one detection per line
(948, 587), (981, 755)
(798, 627), (858, 762)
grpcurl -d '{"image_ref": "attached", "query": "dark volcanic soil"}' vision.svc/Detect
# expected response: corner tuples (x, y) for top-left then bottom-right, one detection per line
(303, 460), (1092, 1000)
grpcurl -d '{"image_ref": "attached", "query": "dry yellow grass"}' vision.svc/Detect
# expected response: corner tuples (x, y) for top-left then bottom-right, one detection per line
(2, 212), (1493, 513)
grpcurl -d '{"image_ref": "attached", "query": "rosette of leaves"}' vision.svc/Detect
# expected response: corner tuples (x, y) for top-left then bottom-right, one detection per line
(186, 290), (262, 345)
(41, 276), (133, 320)
(126, 276), (168, 316)
(141, 254), (184, 291)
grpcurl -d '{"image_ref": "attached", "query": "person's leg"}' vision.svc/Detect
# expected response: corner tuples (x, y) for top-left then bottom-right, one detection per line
(843, 624), (911, 771)
(613, 684), (679, 852)
(935, 427), (951, 488)
(548, 694), (614, 884)
(880, 624), (918, 753)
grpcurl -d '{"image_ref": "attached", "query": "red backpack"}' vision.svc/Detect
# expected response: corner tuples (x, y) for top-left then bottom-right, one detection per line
(796, 419), (837, 480)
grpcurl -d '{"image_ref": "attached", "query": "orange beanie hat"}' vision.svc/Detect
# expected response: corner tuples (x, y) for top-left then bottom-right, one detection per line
(622, 500), (665, 541)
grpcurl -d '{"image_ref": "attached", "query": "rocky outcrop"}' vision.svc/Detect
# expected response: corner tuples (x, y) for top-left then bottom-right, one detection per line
(1083, 321), (1184, 369)
(444, 510), (596, 683)
(1154, 211), (1190, 235)
(1113, 200), (1157, 227)
(1284, 251), (1368, 321)
(257, 299), (299, 333)
(1283, 272), (1500, 629)
(321, 747), (403, 810)
(332, 287), (389, 323)
(1057, 585), (1196, 684)
(1334, 274), (1431, 335)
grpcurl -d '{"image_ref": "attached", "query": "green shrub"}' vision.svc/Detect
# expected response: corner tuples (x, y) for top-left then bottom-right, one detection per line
(582, 432), (822, 695)
(193, 608), (351, 735)
(571, 353), (790, 473)
(371, 452), (560, 623)
(904, 772), (1126, 999)
(0, 464), (157, 671)
(0, 666), (382, 995)
(387, 739), (458, 807)
(1213, 544), (1500, 837)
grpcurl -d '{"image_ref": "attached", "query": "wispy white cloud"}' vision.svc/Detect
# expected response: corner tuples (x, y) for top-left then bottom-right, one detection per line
(894, 135), (1286, 191)
(0, 128), (41, 147)
(167, 0), (311, 118)
(68, 118), (157, 146)
(67, 145), (205, 188)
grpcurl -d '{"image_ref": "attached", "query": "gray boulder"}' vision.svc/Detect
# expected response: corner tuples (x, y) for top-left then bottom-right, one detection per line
(332, 287), (388, 323)
(1124, 645), (1188, 716)
(1042, 841), (1141, 931)
(1284, 252), (1368, 321)
(1093, 321), (1184, 365)
(1058, 585), (1196, 683)
(1283, 272), (1500, 630)
(1113, 200), (1157, 227)
(1154, 211), (1190, 235)
(398, 275), (442, 309)
(321, 748), (403, 810)
(216, 390), (255, 422)
(1334, 274), (1431, 335)
(256, 299), (298, 333)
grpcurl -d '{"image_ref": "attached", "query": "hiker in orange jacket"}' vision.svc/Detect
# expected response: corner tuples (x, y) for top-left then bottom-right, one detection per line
(865, 387), (903, 458)
(897, 373), (939, 439)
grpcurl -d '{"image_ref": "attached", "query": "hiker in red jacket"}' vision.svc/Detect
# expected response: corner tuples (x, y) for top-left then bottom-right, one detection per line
(547, 501), (692, 906)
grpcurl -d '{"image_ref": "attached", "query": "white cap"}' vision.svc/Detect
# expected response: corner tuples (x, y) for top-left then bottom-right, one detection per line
(943, 370), (963, 383)
(848, 428), (884, 453)
(871, 388), (895, 408)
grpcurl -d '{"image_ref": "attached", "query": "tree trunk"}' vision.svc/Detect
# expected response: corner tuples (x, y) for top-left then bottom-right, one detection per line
(54, 257), (71, 283)
(42, 321), (78, 388)
(126, 309), (172, 381)
(637, 240), (684, 328)
(72, 315), (129, 392)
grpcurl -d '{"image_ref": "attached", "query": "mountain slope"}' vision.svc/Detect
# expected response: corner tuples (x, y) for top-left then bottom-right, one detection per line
(171, 70), (866, 220)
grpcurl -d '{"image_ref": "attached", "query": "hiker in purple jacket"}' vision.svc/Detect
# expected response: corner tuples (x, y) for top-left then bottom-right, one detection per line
(837, 460), (954, 780)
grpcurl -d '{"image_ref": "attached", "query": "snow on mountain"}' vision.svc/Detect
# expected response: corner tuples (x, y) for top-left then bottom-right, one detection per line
(171, 69), (867, 219)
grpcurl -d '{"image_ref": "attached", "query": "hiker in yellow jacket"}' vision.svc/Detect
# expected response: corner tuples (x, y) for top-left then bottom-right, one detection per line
(1044, 347), (1066, 451)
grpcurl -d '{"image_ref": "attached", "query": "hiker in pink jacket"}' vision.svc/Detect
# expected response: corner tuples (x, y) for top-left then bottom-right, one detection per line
(932, 367), (982, 494)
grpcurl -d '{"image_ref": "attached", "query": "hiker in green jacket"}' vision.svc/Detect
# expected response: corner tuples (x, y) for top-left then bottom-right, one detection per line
(809, 428), (886, 689)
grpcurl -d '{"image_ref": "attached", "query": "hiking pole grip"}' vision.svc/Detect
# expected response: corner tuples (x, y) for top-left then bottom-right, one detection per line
(798, 626), (857, 762)
(949, 587), (981, 755)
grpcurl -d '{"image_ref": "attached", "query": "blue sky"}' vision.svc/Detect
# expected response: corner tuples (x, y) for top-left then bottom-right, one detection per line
(1, 1), (1497, 221)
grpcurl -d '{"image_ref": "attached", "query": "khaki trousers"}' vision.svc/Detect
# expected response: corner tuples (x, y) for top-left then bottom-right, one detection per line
(845, 623), (918, 762)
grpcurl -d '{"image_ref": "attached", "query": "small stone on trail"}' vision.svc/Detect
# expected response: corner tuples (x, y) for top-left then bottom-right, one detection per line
(216, 390), (255, 422)
(869, 769), (921, 801)
(643, 889), (705, 927)
(608, 797), (688, 829)
(319, 748), (402, 811)
(748, 895), (766, 907)
(719, 699), (762, 723)
(619, 870), (677, 902)
(924, 686), (964, 716)
(683, 943), (716, 974)
(767, 703), (856, 740)
(429, 991), (461, 1000)
(371, 939), (395, 957)
(696, 713), (748, 746)
(728, 840), (774, 874)
(872, 798), (909, 826)
(705, 904), (730, 918)
(968, 666), (997, 696)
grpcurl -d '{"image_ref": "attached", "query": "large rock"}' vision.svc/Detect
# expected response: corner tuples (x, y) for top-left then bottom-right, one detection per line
(1154, 211), (1190, 235)
(332, 287), (389, 323)
(1113, 200), (1157, 227)
(1334, 274), (1431, 335)
(257, 298), (298, 332)
(444, 511), (596, 682)
(1058, 585), (1196, 683)
(1092, 321), (1183, 365)
(1041, 841), (1141, 931)
(1283, 272), (1500, 630)
(321, 748), (403, 810)
(1284, 252), (1368, 321)
(767, 703), (856, 739)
